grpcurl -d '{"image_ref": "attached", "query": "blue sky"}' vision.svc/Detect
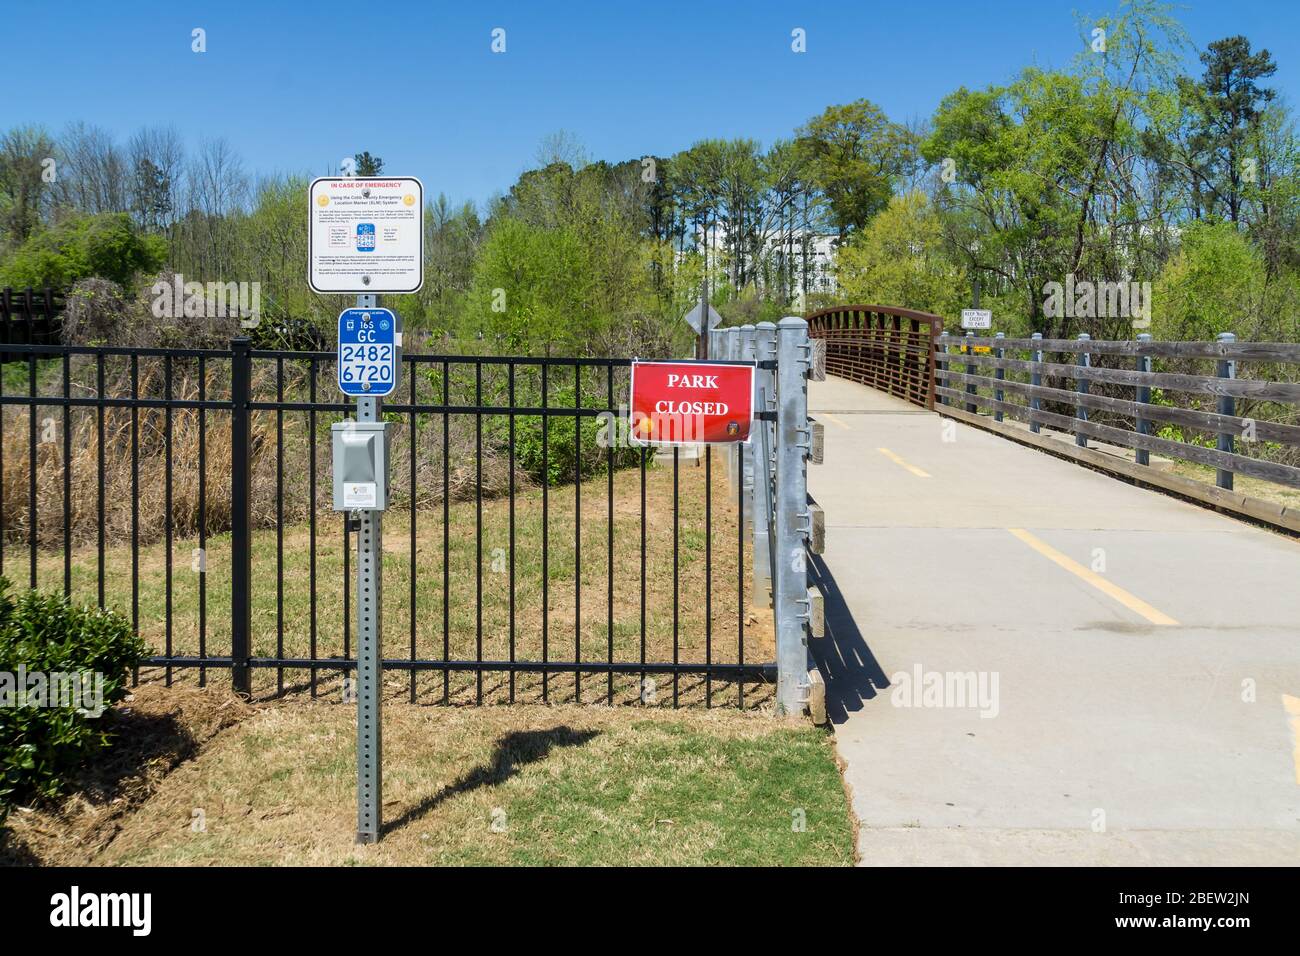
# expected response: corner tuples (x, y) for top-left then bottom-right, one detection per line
(5, 0), (1298, 206)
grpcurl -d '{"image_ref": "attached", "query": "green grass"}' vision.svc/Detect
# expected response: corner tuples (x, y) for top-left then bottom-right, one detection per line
(1166, 457), (1300, 511)
(89, 698), (852, 866)
(15, 450), (768, 706)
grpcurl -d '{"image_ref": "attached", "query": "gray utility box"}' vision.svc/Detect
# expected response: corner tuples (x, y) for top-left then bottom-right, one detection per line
(331, 421), (392, 512)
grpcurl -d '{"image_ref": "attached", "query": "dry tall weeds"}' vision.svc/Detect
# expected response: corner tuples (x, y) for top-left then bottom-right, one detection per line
(1, 354), (521, 552)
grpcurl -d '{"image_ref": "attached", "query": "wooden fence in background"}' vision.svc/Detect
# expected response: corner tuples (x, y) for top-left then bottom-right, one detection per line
(934, 331), (1300, 530)
(0, 287), (64, 356)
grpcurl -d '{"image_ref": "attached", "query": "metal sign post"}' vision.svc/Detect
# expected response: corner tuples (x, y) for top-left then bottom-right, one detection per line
(317, 174), (418, 846)
(683, 282), (722, 359)
(338, 302), (399, 844)
(354, 294), (382, 845)
(331, 303), (397, 843)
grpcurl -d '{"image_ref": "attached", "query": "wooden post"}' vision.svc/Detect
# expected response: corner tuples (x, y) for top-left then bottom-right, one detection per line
(1135, 333), (1152, 466)
(1030, 332), (1043, 434)
(994, 332), (1005, 423)
(964, 331), (977, 414)
(1075, 333), (1090, 448)
(1216, 332), (1236, 490)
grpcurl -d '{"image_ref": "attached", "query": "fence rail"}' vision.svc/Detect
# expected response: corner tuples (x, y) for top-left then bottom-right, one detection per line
(935, 332), (1300, 497)
(806, 305), (944, 409)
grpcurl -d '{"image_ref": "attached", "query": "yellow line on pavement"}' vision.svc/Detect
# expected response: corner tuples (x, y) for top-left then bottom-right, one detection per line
(820, 413), (850, 429)
(876, 447), (930, 478)
(1284, 695), (1300, 786)
(873, 447), (935, 478)
(1007, 528), (1180, 627)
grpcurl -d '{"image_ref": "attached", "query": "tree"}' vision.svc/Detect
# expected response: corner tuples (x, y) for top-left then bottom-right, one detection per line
(467, 216), (593, 354)
(127, 126), (184, 233)
(1176, 36), (1277, 224)
(55, 122), (128, 215)
(921, 0), (1192, 334)
(1241, 104), (1300, 275)
(0, 126), (55, 247)
(835, 192), (966, 316)
(173, 138), (248, 280)
(796, 99), (914, 237)
(421, 193), (482, 333)
(1153, 217), (1300, 401)
(353, 151), (384, 176)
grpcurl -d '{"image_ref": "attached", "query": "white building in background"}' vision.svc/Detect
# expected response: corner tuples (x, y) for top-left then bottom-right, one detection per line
(685, 224), (838, 312)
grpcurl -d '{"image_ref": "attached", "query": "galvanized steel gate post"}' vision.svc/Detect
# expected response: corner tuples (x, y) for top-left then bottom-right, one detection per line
(773, 317), (811, 715)
(740, 325), (756, 530)
(752, 322), (777, 608)
(355, 292), (383, 845)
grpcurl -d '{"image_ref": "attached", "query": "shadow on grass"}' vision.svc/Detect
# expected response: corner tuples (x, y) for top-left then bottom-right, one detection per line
(0, 707), (198, 867)
(384, 726), (600, 836)
(75, 708), (200, 803)
(807, 551), (890, 725)
(0, 824), (41, 866)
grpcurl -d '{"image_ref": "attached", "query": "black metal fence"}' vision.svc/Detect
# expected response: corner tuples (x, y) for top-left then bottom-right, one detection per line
(0, 339), (772, 708)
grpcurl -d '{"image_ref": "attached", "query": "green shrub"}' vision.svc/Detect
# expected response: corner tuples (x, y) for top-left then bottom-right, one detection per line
(0, 579), (144, 815)
(0, 212), (167, 289)
(510, 385), (642, 486)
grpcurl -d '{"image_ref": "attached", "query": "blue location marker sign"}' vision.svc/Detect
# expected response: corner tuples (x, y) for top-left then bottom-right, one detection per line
(337, 308), (398, 396)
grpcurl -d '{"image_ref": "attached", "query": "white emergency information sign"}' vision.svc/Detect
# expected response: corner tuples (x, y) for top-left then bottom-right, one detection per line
(310, 177), (424, 294)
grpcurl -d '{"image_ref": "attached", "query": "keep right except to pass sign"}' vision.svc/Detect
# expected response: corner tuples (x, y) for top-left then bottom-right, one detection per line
(960, 308), (992, 330)
(629, 360), (755, 445)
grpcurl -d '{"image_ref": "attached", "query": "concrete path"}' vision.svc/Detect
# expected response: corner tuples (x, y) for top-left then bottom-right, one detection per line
(807, 376), (1300, 865)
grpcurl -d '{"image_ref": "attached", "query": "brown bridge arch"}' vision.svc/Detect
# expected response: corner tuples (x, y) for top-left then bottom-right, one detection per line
(805, 305), (945, 410)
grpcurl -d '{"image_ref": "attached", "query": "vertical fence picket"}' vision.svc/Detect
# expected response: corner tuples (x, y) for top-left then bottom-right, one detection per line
(230, 338), (253, 698)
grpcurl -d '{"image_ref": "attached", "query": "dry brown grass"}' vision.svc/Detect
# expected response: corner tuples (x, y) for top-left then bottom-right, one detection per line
(3, 686), (850, 867)
(0, 355), (523, 552)
(0, 683), (253, 866)
(1, 358), (248, 548)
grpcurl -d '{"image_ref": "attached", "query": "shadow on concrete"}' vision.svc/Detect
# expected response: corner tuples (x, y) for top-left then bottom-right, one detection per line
(807, 551), (891, 725)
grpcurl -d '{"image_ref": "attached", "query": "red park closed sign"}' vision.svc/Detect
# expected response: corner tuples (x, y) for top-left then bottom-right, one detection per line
(629, 360), (755, 446)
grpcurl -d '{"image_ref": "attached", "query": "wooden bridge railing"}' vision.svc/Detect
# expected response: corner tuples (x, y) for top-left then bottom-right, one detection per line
(934, 331), (1300, 530)
(806, 305), (944, 409)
